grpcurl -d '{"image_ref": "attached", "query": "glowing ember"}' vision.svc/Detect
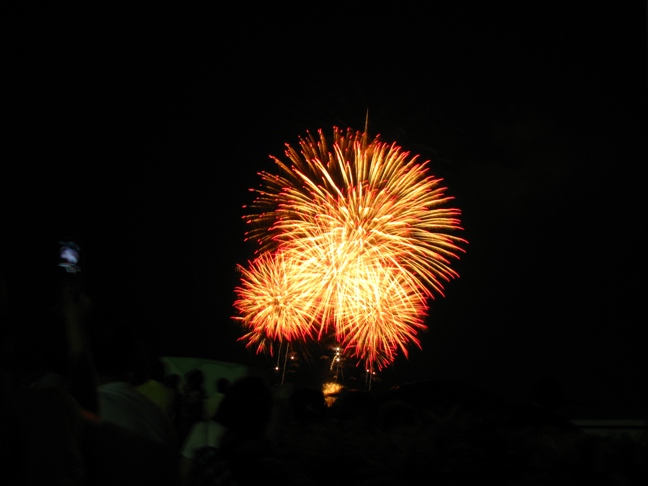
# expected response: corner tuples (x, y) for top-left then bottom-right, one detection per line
(322, 382), (344, 407)
(234, 127), (466, 370)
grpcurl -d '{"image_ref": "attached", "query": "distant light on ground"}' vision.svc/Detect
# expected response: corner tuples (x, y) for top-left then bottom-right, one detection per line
(322, 382), (344, 407)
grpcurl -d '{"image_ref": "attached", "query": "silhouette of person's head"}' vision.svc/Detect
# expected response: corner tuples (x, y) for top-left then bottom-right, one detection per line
(290, 387), (326, 425)
(186, 369), (204, 390)
(215, 376), (273, 438)
(164, 373), (181, 391)
(216, 377), (230, 394)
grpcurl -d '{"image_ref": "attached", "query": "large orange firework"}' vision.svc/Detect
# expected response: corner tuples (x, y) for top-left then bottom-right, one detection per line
(234, 127), (466, 370)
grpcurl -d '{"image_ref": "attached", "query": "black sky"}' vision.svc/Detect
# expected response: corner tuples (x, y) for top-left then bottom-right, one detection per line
(3, 3), (647, 416)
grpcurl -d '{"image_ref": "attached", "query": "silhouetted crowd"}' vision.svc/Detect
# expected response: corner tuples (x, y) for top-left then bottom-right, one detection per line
(1, 268), (647, 485)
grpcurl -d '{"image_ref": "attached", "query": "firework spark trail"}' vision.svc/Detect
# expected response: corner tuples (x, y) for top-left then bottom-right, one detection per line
(235, 127), (466, 370)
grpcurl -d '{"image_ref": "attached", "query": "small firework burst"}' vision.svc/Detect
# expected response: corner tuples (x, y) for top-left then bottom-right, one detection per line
(234, 127), (466, 370)
(233, 250), (321, 354)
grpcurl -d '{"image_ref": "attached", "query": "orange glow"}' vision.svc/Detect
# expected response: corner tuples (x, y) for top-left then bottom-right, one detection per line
(322, 382), (344, 407)
(234, 127), (466, 370)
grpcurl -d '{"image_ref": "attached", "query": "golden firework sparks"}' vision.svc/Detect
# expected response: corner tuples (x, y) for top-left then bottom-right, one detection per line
(235, 127), (466, 370)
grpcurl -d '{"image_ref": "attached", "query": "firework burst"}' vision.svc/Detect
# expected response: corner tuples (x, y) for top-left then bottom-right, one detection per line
(233, 250), (321, 354)
(234, 127), (466, 370)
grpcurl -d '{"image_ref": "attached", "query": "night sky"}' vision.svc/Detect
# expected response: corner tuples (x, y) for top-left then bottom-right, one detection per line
(3, 3), (647, 417)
